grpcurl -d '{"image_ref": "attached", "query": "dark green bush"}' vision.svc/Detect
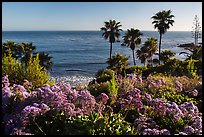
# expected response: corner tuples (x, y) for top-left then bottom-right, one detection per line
(107, 53), (129, 74)
(125, 65), (147, 76)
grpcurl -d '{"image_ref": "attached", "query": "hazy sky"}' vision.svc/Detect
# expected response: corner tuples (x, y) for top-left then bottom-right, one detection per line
(2, 2), (202, 31)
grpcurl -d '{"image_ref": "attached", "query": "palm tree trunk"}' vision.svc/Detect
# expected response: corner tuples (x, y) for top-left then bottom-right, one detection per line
(132, 49), (136, 65)
(110, 42), (112, 59)
(159, 33), (162, 65)
(151, 56), (153, 66)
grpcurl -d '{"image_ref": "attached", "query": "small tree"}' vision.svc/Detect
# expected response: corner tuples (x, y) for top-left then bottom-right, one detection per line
(106, 53), (129, 74)
(191, 15), (201, 46)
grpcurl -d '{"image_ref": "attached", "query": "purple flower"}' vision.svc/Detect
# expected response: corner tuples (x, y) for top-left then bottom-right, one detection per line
(188, 89), (198, 97)
(134, 88), (141, 94)
(22, 106), (41, 116)
(191, 116), (202, 123)
(148, 81), (157, 88)
(98, 93), (109, 103)
(160, 129), (170, 135)
(134, 101), (143, 110)
(179, 132), (188, 135)
(2, 87), (15, 97)
(13, 84), (27, 93)
(192, 121), (202, 130)
(30, 90), (38, 98)
(172, 102), (179, 109)
(183, 126), (195, 135)
(137, 76), (142, 83)
(142, 128), (153, 135)
(151, 129), (160, 135)
(127, 74), (133, 79)
(2, 75), (10, 87)
(144, 93), (152, 102)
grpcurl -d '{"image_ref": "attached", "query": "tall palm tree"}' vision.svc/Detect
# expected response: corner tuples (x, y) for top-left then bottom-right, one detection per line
(122, 28), (143, 65)
(143, 37), (158, 65)
(101, 20), (122, 59)
(136, 46), (148, 66)
(151, 10), (175, 65)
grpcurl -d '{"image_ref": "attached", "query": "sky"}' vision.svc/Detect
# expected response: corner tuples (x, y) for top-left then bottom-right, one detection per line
(2, 2), (202, 31)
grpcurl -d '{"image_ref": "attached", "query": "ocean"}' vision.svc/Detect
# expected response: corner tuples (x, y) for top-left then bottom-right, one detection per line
(2, 31), (200, 86)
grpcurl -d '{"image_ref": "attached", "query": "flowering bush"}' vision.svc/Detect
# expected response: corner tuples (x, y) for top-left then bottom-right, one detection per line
(2, 74), (202, 135)
(2, 75), (133, 135)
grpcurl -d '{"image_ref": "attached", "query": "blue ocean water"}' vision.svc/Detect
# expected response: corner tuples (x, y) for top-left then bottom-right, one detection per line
(2, 31), (200, 85)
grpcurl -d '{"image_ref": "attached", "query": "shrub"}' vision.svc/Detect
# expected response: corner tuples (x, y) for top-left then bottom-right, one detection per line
(2, 40), (53, 70)
(125, 65), (147, 76)
(69, 112), (135, 135)
(96, 69), (115, 83)
(89, 79), (118, 98)
(2, 51), (54, 89)
(2, 50), (24, 84)
(143, 58), (200, 78)
(106, 53), (129, 74)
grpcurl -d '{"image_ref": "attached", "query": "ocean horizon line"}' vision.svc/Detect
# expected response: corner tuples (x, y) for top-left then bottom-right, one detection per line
(2, 30), (195, 32)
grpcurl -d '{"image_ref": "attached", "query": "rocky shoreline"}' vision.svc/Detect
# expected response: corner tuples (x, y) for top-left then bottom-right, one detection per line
(178, 42), (202, 47)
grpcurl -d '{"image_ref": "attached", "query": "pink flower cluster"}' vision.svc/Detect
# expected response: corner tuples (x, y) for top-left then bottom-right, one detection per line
(2, 75), (109, 135)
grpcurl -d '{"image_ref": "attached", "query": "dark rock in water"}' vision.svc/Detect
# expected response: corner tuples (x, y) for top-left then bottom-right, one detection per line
(178, 43), (195, 47)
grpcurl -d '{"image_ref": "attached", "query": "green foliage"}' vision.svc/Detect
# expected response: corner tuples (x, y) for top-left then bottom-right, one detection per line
(70, 112), (135, 135)
(160, 49), (175, 64)
(107, 75), (119, 95)
(186, 57), (197, 78)
(125, 65), (147, 76)
(96, 69), (115, 83)
(30, 111), (135, 135)
(2, 50), (24, 84)
(2, 40), (53, 70)
(88, 81), (110, 97)
(106, 53), (129, 74)
(180, 46), (202, 61)
(24, 54), (54, 89)
(143, 58), (200, 78)
(89, 69), (118, 97)
(2, 51), (54, 89)
(156, 91), (197, 105)
(153, 115), (191, 134)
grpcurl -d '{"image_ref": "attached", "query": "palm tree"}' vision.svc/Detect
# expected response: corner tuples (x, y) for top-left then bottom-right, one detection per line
(143, 37), (158, 65)
(122, 28), (143, 65)
(179, 46), (202, 61)
(151, 10), (175, 65)
(136, 46), (149, 66)
(101, 20), (122, 59)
